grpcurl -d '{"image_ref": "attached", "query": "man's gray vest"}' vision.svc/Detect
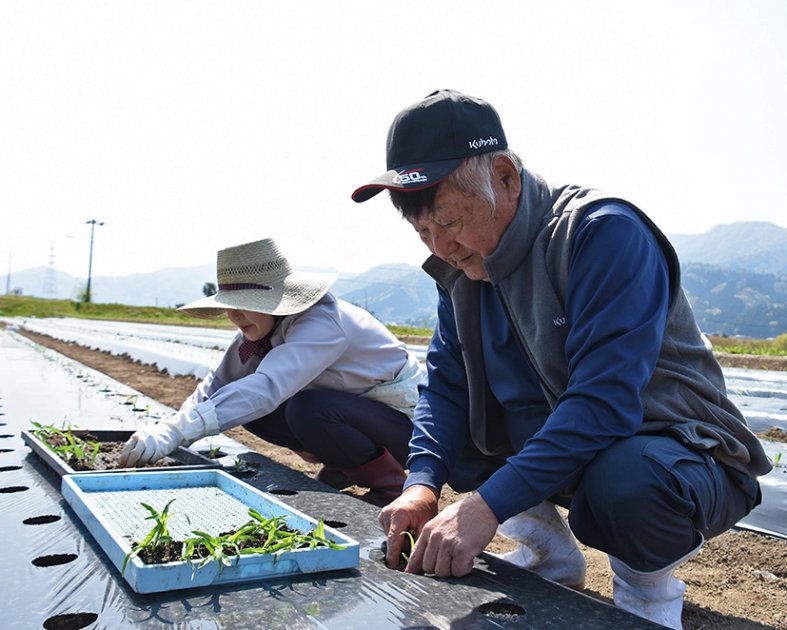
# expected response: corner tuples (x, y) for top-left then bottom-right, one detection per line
(423, 168), (770, 478)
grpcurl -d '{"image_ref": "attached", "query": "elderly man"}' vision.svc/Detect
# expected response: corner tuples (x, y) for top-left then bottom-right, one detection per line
(351, 89), (770, 629)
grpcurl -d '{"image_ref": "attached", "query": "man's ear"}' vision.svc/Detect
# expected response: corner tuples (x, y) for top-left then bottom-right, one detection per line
(492, 155), (522, 207)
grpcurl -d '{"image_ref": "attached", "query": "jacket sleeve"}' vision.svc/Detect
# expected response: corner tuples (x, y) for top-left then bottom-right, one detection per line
(405, 284), (473, 493)
(193, 309), (349, 431)
(178, 331), (248, 413)
(477, 203), (671, 522)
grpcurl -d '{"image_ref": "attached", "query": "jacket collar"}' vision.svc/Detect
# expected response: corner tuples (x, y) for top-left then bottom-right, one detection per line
(483, 168), (554, 285)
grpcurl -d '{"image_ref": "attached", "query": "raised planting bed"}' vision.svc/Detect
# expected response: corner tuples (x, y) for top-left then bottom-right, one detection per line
(21, 426), (218, 477)
(61, 469), (360, 593)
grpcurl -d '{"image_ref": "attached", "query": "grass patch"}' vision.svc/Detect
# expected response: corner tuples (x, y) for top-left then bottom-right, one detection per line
(0, 295), (434, 338)
(387, 324), (433, 338)
(708, 334), (787, 357)
(0, 295), (232, 328)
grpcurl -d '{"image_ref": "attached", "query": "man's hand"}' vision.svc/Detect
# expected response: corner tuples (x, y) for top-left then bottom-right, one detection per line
(379, 485), (439, 570)
(405, 492), (499, 578)
(118, 422), (182, 467)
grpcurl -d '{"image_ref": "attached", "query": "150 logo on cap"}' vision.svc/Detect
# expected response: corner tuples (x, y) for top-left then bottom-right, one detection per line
(393, 169), (428, 185)
(468, 136), (500, 150)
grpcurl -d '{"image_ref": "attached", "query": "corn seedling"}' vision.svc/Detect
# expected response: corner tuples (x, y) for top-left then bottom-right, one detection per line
(53, 432), (100, 467)
(400, 530), (416, 564)
(30, 421), (100, 468)
(240, 508), (344, 553)
(205, 440), (222, 458)
(181, 509), (345, 570)
(182, 530), (242, 573)
(30, 421), (63, 442)
(126, 503), (345, 574)
(774, 452), (782, 468)
(122, 499), (189, 575)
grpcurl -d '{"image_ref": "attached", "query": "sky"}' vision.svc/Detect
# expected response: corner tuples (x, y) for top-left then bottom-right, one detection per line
(2, 0), (787, 281)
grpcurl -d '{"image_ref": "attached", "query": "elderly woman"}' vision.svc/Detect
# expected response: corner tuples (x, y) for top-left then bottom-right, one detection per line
(120, 237), (424, 507)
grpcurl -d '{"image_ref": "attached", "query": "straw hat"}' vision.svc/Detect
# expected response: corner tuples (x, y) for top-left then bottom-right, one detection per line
(178, 238), (337, 318)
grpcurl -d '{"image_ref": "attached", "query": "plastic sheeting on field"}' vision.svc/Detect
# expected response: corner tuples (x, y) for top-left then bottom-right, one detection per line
(7, 317), (786, 435)
(0, 329), (664, 630)
(5, 318), (787, 541)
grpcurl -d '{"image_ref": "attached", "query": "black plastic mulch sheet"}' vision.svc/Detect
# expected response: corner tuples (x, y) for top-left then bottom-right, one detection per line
(0, 329), (778, 629)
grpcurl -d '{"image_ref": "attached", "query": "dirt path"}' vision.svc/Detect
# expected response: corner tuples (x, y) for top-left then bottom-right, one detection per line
(13, 328), (787, 630)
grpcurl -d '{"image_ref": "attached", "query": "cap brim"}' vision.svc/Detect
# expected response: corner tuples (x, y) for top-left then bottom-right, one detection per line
(178, 272), (337, 318)
(351, 158), (464, 203)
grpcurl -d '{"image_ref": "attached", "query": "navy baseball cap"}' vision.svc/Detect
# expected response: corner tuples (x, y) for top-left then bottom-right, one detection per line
(351, 89), (508, 203)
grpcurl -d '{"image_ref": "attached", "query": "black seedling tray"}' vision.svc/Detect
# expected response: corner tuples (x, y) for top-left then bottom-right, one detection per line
(21, 428), (219, 479)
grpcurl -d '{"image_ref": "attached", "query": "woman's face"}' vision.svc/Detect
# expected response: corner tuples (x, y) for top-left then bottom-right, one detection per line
(225, 309), (277, 341)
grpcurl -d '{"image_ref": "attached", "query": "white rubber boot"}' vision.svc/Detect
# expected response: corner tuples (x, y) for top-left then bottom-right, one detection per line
(609, 538), (703, 630)
(496, 501), (586, 589)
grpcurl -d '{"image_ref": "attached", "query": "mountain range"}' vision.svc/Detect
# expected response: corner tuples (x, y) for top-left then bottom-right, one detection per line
(4, 221), (787, 338)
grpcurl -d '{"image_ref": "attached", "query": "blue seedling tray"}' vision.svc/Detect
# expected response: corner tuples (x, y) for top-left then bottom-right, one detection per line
(61, 469), (360, 593)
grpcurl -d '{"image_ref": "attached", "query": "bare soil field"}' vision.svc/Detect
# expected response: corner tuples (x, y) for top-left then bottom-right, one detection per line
(15, 328), (787, 630)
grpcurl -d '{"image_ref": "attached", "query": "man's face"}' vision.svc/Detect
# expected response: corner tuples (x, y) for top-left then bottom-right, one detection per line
(407, 181), (512, 281)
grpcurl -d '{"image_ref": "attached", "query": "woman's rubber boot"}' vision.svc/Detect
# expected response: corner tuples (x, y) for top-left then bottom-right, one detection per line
(342, 448), (407, 507)
(316, 465), (352, 490)
(495, 501), (587, 589)
(609, 537), (703, 630)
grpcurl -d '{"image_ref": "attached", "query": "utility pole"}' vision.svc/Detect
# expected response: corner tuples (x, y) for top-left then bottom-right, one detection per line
(43, 241), (56, 298)
(85, 219), (104, 303)
(5, 249), (11, 295)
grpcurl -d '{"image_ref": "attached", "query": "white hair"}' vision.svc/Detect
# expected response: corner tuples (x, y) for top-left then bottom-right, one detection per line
(389, 148), (522, 219)
(447, 149), (523, 209)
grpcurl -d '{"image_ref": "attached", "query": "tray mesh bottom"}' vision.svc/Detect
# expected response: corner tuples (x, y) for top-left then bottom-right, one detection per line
(87, 486), (263, 543)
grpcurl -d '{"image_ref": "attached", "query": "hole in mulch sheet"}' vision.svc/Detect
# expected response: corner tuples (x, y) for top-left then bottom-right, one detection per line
(198, 449), (228, 459)
(0, 434), (13, 438)
(0, 448), (13, 453)
(267, 487), (297, 496)
(24, 514), (62, 525)
(378, 540), (409, 571)
(324, 519), (347, 529)
(0, 485), (28, 493)
(369, 542), (387, 566)
(43, 612), (99, 629)
(225, 462), (258, 478)
(477, 601), (526, 620)
(0, 465), (22, 472)
(32, 553), (78, 567)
